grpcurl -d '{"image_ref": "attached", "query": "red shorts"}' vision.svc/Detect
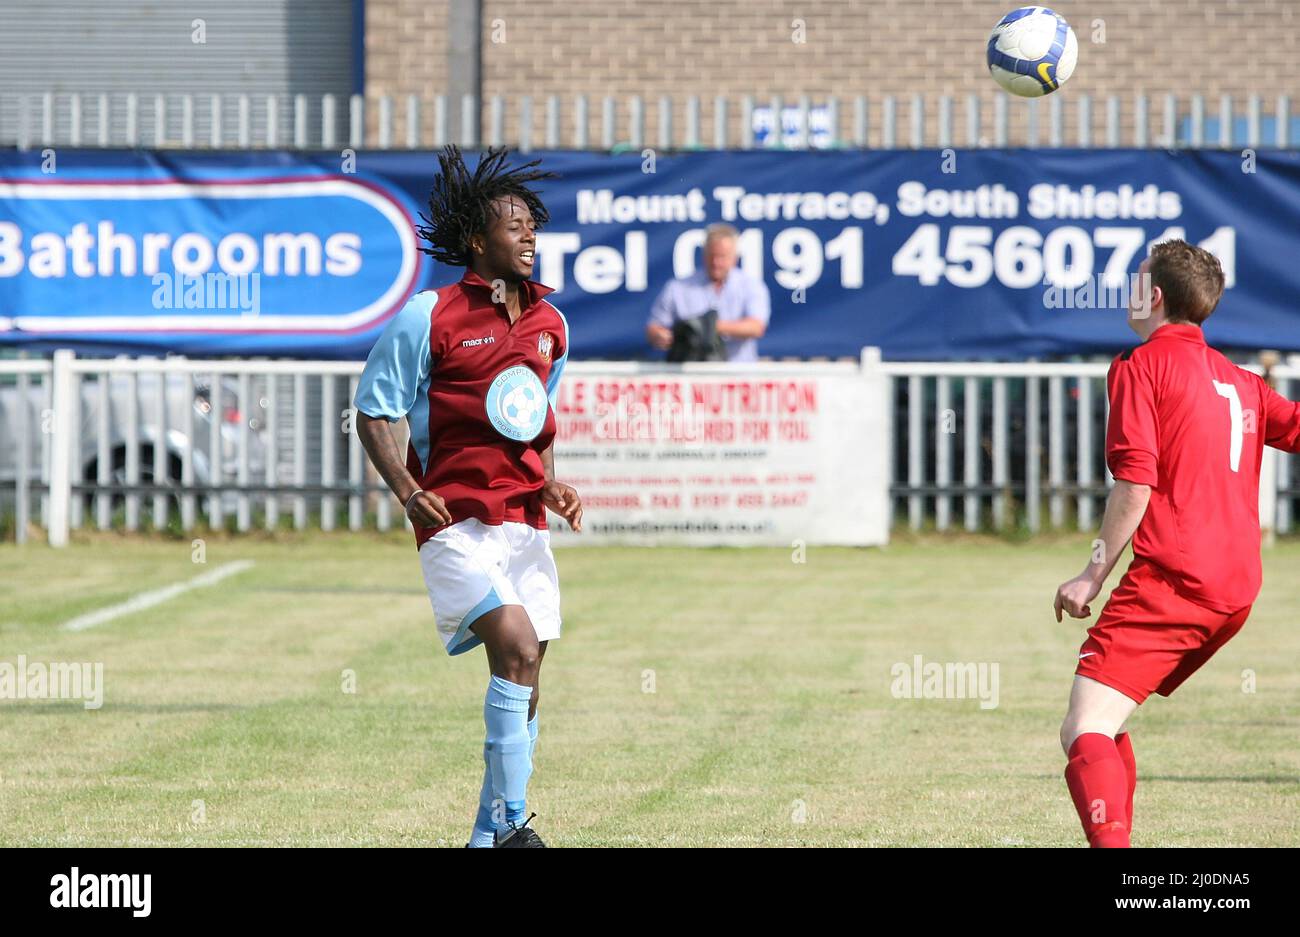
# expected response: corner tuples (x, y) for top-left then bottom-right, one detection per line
(1075, 560), (1251, 704)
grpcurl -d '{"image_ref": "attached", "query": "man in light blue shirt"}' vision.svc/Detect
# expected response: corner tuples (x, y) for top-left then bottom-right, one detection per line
(646, 223), (772, 362)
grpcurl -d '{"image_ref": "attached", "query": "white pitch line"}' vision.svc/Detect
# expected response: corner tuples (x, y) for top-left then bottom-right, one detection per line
(61, 560), (256, 633)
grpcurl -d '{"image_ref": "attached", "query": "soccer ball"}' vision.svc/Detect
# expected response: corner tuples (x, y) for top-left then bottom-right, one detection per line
(501, 383), (544, 431)
(986, 7), (1078, 98)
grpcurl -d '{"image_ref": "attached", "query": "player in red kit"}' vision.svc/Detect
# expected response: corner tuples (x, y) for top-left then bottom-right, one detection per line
(1052, 239), (1300, 848)
(355, 147), (582, 848)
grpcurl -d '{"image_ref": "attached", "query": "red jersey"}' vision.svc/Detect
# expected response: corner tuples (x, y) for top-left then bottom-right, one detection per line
(355, 270), (569, 547)
(1106, 323), (1300, 612)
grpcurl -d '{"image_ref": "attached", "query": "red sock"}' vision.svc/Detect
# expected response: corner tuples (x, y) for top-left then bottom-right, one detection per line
(1114, 732), (1137, 835)
(1065, 733), (1131, 848)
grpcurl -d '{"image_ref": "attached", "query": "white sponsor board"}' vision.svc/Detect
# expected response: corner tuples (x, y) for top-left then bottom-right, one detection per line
(550, 353), (890, 546)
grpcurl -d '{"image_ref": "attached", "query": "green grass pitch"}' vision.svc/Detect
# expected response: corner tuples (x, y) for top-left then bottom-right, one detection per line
(1, 532), (1297, 847)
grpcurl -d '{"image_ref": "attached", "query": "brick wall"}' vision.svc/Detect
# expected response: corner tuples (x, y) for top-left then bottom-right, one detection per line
(365, 0), (1300, 146)
(365, 0), (449, 98)
(363, 0), (450, 142)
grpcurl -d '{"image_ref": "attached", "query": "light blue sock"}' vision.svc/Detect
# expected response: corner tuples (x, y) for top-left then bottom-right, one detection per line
(482, 675), (533, 837)
(469, 711), (537, 847)
(468, 749), (496, 849)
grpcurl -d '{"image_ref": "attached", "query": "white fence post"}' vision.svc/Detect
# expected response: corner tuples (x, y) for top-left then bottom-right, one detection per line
(47, 350), (76, 547)
(1260, 447), (1278, 546)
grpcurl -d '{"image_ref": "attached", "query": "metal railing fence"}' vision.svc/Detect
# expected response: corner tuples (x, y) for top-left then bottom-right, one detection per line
(2, 351), (1296, 544)
(883, 358), (1296, 534)
(1, 91), (1295, 151)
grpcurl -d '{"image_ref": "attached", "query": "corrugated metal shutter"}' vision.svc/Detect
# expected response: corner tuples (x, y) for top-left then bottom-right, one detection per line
(0, 0), (354, 146)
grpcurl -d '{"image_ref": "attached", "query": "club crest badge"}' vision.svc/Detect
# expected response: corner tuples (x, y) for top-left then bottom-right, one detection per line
(485, 366), (548, 442)
(538, 332), (554, 361)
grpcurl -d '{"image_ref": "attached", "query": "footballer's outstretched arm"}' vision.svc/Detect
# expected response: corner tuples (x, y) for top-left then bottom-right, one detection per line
(1053, 479), (1151, 622)
(356, 413), (452, 527)
(1262, 382), (1300, 453)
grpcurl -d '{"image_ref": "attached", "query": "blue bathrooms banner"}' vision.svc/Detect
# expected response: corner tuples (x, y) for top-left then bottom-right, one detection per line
(1, 148), (1298, 359)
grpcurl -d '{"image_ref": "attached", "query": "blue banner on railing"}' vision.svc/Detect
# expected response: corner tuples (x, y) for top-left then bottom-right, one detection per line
(2, 148), (1298, 359)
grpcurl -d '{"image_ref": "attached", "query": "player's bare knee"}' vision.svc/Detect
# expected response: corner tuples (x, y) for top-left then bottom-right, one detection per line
(500, 634), (540, 681)
(1062, 716), (1124, 754)
(1059, 719), (1078, 755)
(514, 644), (540, 677)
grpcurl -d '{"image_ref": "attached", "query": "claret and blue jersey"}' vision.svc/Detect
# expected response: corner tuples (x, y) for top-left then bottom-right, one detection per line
(354, 269), (569, 547)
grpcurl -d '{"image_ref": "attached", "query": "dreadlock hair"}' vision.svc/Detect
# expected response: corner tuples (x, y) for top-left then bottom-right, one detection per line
(415, 145), (557, 267)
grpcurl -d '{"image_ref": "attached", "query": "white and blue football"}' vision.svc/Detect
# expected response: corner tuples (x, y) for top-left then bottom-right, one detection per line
(987, 7), (1078, 97)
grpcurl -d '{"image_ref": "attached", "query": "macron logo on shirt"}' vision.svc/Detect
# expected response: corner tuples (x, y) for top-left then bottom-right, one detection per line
(461, 334), (496, 347)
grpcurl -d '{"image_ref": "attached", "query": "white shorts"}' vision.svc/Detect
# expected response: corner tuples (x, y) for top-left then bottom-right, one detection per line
(418, 518), (562, 656)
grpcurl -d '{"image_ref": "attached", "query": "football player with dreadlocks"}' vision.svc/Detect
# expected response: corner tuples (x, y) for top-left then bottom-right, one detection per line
(355, 146), (581, 848)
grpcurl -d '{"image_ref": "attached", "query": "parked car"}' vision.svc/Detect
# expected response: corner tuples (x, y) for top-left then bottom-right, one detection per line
(0, 368), (269, 515)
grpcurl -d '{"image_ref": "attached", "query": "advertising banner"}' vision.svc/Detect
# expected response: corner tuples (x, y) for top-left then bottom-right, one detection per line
(550, 359), (890, 546)
(3, 148), (1298, 360)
